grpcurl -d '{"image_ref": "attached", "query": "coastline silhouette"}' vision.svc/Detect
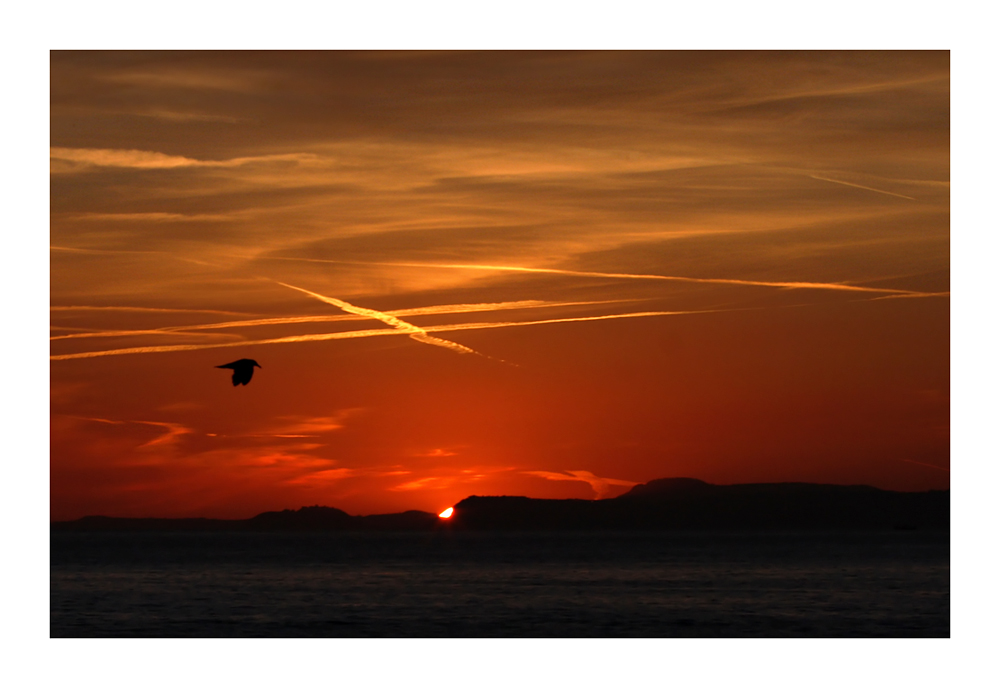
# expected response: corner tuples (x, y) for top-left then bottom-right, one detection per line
(51, 477), (949, 532)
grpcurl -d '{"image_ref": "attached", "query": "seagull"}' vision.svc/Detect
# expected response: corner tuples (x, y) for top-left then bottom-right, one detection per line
(216, 359), (261, 386)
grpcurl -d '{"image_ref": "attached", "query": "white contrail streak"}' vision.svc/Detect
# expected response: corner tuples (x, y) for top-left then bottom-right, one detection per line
(51, 305), (250, 315)
(264, 257), (933, 296)
(413, 264), (929, 295)
(808, 175), (917, 201)
(50, 329), (243, 342)
(275, 282), (483, 357)
(422, 309), (718, 333)
(50, 298), (639, 342)
(50, 327), (403, 360)
(49, 308), (723, 361)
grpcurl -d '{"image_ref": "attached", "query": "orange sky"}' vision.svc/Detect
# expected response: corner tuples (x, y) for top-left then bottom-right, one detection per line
(50, 51), (949, 520)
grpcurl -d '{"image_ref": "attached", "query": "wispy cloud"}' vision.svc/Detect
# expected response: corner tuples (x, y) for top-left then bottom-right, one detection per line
(50, 147), (319, 172)
(51, 305), (251, 315)
(69, 416), (193, 449)
(261, 410), (361, 438)
(283, 468), (358, 486)
(63, 212), (236, 223)
(524, 470), (637, 498)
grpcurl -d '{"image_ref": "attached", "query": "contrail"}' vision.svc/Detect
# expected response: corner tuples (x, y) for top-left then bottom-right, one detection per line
(896, 458), (950, 473)
(422, 309), (722, 334)
(50, 298), (639, 342)
(866, 291), (950, 301)
(411, 263), (927, 295)
(49, 307), (724, 361)
(50, 329), (243, 342)
(51, 305), (250, 315)
(808, 174), (917, 201)
(50, 327), (404, 360)
(264, 257), (932, 296)
(275, 282), (482, 357)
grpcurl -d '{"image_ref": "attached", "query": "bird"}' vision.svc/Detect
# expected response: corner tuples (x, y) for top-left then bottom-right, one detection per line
(216, 359), (261, 386)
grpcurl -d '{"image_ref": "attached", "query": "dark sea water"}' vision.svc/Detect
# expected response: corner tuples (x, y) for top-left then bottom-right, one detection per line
(50, 530), (949, 637)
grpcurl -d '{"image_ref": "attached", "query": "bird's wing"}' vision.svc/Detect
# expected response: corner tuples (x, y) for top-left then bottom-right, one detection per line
(234, 366), (254, 385)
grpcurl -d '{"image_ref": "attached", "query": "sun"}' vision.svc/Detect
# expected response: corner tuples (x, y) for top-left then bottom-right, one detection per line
(438, 507), (454, 519)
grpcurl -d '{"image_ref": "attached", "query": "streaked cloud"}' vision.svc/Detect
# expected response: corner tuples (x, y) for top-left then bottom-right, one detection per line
(262, 410), (362, 438)
(524, 470), (638, 498)
(51, 305), (251, 315)
(63, 212), (237, 223)
(283, 468), (358, 486)
(69, 416), (193, 449)
(50, 147), (319, 172)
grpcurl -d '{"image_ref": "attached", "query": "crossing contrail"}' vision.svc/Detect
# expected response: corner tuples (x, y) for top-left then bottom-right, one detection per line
(264, 256), (936, 296)
(49, 307), (728, 361)
(275, 282), (482, 357)
(50, 298), (638, 342)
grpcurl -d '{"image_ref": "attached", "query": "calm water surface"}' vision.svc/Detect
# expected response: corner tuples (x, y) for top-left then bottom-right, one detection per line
(50, 530), (948, 637)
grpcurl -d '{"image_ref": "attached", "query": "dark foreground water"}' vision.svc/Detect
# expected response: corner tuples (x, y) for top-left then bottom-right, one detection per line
(51, 530), (948, 637)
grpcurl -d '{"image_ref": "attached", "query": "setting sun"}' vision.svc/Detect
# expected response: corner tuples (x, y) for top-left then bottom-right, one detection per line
(438, 507), (454, 519)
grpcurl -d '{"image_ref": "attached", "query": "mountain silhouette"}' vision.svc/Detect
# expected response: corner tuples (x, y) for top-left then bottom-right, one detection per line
(216, 358), (260, 386)
(450, 479), (949, 531)
(51, 478), (948, 532)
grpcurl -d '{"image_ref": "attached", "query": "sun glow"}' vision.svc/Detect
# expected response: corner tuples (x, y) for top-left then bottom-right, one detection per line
(438, 507), (454, 519)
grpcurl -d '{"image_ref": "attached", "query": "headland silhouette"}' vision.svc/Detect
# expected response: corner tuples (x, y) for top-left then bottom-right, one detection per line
(51, 477), (949, 532)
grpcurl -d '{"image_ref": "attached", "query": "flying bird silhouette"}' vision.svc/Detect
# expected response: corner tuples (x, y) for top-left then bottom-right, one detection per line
(216, 359), (261, 386)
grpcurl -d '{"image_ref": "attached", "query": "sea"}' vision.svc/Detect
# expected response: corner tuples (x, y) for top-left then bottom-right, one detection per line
(50, 529), (949, 637)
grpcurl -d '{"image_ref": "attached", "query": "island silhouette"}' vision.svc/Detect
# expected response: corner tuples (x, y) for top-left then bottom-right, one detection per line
(51, 478), (949, 532)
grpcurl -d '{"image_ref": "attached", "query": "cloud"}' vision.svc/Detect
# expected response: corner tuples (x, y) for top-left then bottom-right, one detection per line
(50, 147), (319, 172)
(69, 416), (193, 449)
(524, 470), (637, 498)
(390, 477), (448, 491)
(51, 305), (250, 315)
(260, 410), (362, 438)
(414, 448), (459, 458)
(283, 468), (358, 486)
(63, 212), (237, 222)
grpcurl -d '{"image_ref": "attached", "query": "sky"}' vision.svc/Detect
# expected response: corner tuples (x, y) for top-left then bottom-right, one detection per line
(49, 50), (949, 520)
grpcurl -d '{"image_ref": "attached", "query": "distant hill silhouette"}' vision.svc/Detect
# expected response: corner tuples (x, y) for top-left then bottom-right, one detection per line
(51, 478), (949, 532)
(53, 507), (440, 533)
(451, 479), (949, 531)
